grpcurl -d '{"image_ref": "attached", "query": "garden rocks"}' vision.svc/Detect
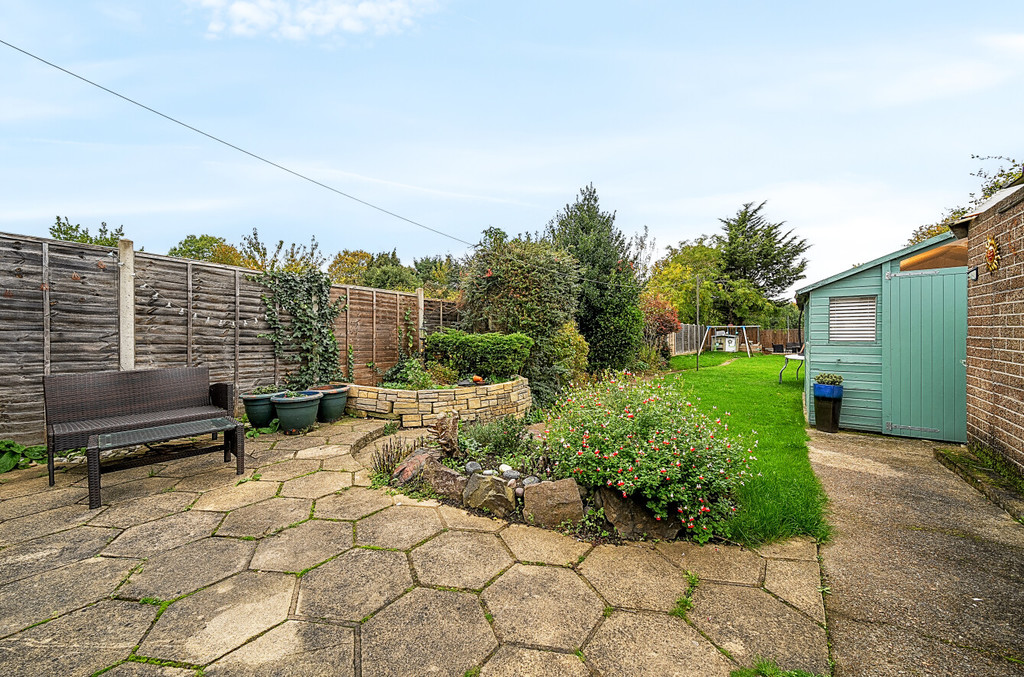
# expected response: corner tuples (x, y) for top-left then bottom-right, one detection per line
(523, 479), (584, 528)
(522, 476), (541, 487)
(421, 458), (468, 500)
(392, 449), (436, 486)
(501, 469), (521, 481)
(595, 488), (680, 540)
(465, 461), (482, 474)
(463, 474), (515, 518)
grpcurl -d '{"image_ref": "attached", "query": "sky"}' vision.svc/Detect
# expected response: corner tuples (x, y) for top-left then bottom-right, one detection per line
(2, 1), (1024, 294)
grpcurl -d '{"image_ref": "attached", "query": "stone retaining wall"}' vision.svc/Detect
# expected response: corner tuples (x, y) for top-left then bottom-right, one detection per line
(345, 377), (531, 427)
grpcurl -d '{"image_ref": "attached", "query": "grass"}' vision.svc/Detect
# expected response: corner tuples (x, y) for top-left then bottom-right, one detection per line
(730, 656), (828, 677)
(664, 354), (831, 545)
(668, 351), (740, 371)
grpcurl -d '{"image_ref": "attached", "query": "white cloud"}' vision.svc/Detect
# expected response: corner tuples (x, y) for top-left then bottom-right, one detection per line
(190, 0), (440, 40)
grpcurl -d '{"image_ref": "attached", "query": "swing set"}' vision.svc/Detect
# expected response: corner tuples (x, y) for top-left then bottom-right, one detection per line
(698, 325), (761, 358)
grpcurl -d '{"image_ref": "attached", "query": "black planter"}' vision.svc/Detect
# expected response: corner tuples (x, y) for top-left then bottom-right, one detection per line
(812, 384), (843, 433)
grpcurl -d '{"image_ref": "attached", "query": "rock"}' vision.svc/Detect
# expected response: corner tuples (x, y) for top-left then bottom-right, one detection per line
(483, 470), (496, 476)
(502, 469), (522, 481)
(421, 457), (469, 501)
(392, 453), (429, 486)
(498, 464), (512, 473)
(463, 474), (515, 518)
(465, 461), (482, 474)
(515, 488), (524, 498)
(522, 476), (540, 486)
(507, 479), (516, 488)
(523, 479), (584, 528)
(595, 487), (681, 540)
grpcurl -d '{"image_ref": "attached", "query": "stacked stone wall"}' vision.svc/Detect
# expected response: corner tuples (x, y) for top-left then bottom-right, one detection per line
(345, 377), (532, 427)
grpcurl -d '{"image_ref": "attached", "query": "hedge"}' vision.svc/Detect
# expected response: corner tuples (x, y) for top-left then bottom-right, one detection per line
(424, 329), (533, 378)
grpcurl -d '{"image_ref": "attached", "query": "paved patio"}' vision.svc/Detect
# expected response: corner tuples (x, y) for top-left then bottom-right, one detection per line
(0, 419), (827, 676)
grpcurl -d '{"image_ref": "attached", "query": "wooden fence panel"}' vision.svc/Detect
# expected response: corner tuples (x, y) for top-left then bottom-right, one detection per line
(0, 233), (460, 443)
(0, 238), (47, 444)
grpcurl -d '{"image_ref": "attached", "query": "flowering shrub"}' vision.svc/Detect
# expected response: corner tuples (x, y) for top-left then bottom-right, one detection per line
(543, 373), (757, 542)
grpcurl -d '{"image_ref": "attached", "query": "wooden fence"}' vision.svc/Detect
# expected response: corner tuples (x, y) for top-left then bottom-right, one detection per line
(759, 329), (802, 353)
(0, 232), (459, 444)
(668, 325), (704, 355)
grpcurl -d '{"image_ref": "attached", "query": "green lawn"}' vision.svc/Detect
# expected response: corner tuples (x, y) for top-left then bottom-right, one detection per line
(666, 353), (831, 545)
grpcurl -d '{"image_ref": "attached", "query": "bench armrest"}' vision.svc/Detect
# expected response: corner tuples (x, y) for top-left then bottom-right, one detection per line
(210, 383), (234, 413)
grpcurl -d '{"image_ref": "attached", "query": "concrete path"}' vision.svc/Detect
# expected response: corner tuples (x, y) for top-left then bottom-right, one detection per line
(0, 419), (827, 676)
(810, 430), (1024, 676)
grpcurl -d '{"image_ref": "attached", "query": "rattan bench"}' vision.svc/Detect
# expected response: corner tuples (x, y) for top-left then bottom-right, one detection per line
(43, 366), (244, 508)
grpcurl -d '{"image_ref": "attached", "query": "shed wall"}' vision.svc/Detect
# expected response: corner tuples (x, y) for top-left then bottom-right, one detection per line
(804, 265), (883, 432)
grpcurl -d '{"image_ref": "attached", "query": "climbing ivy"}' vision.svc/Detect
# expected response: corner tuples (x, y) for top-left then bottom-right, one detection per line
(254, 269), (344, 390)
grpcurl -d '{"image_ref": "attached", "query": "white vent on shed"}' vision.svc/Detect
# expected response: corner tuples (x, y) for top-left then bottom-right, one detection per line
(829, 296), (876, 342)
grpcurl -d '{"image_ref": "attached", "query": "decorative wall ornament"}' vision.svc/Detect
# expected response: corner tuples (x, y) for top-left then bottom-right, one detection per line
(985, 236), (1001, 273)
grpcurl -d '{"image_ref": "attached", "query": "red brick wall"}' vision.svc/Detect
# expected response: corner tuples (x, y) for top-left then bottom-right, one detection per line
(965, 188), (1024, 476)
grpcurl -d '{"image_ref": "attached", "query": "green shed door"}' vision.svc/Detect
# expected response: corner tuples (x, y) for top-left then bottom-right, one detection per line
(881, 266), (967, 442)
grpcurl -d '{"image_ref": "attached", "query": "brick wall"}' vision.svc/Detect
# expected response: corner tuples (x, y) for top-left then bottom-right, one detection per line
(965, 188), (1024, 476)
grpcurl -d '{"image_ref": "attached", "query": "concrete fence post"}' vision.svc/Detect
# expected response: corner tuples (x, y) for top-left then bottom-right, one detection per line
(118, 239), (135, 371)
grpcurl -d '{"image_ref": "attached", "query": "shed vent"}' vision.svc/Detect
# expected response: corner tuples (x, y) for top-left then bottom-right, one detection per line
(829, 296), (876, 342)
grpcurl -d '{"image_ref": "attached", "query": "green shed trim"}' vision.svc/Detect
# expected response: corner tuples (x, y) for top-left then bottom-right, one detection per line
(796, 231), (954, 307)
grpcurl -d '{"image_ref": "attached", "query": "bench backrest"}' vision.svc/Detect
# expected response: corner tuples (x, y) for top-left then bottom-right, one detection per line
(43, 366), (212, 425)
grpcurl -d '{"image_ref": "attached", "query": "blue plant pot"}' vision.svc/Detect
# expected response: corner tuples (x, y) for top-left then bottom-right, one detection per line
(813, 384), (843, 399)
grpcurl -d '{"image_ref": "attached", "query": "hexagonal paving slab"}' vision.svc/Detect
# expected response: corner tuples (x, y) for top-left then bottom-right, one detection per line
(500, 523), (591, 566)
(480, 645), (590, 677)
(95, 477), (180, 504)
(356, 506), (443, 550)
(172, 468), (241, 492)
(362, 587), (497, 677)
(321, 454), (363, 472)
(255, 459), (321, 481)
(86, 492), (198, 528)
(765, 558), (826, 623)
(579, 543), (690, 612)
(0, 600), (157, 677)
(139, 571), (295, 665)
(314, 487), (392, 520)
(250, 519), (353, 572)
(655, 540), (764, 585)
(412, 530), (512, 589)
(0, 556), (141, 636)
(481, 564), (604, 650)
(216, 497), (312, 538)
(438, 505), (505, 532)
(103, 510), (224, 558)
(0, 526), (117, 583)
(119, 537), (256, 601)
(272, 436), (328, 452)
(755, 536), (818, 561)
(204, 620), (355, 676)
(690, 582), (829, 674)
(0, 504), (98, 546)
(0, 487), (88, 520)
(294, 444), (353, 460)
(191, 480), (280, 512)
(280, 471), (353, 498)
(296, 547), (412, 621)
(102, 662), (195, 676)
(586, 611), (733, 676)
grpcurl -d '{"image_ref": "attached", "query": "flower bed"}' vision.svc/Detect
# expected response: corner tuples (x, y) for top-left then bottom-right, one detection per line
(346, 377), (531, 427)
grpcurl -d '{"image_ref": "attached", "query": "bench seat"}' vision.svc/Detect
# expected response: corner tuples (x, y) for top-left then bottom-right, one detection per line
(49, 405), (229, 452)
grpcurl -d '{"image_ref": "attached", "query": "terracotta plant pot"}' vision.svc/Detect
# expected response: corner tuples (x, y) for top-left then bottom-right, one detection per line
(310, 384), (350, 423)
(270, 391), (323, 434)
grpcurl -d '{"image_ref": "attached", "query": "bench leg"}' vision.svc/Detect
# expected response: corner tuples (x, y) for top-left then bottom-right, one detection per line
(232, 425), (244, 475)
(48, 442), (55, 487)
(87, 446), (102, 509)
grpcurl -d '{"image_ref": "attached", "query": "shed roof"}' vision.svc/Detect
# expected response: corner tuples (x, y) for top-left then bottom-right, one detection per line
(795, 231), (955, 306)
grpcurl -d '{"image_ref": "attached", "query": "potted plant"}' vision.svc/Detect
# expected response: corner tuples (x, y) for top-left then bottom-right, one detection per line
(270, 390), (323, 434)
(812, 373), (844, 433)
(240, 384), (287, 428)
(310, 383), (351, 423)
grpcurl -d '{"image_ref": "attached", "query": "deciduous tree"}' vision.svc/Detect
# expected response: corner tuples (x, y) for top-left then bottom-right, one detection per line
(49, 216), (124, 247)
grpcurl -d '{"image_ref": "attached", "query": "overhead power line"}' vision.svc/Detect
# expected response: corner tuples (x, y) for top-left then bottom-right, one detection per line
(0, 38), (643, 290)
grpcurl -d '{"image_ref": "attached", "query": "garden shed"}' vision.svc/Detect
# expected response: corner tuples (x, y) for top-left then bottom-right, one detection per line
(795, 232), (967, 442)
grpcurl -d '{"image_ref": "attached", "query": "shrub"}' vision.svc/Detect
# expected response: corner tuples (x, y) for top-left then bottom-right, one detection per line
(382, 358), (434, 390)
(632, 344), (665, 374)
(587, 302), (645, 370)
(459, 416), (530, 461)
(0, 440), (46, 473)
(424, 329), (533, 379)
(544, 374), (758, 542)
(425, 361), (458, 386)
(552, 322), (590, 383)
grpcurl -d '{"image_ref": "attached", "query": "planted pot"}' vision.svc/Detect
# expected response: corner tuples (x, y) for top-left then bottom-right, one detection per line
(270, 390), (323, 434)
(812, 383), (843, 433)
(311, 384), (350, 423)
(240, 389), (287, 428)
